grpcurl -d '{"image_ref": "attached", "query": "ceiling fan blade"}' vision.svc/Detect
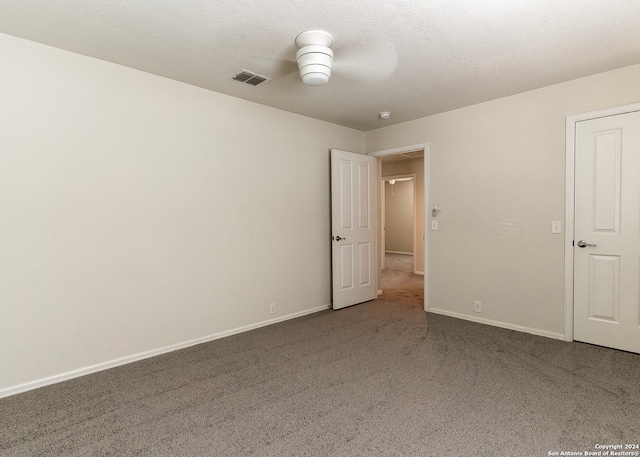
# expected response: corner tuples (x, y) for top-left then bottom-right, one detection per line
(332, 40), (398, 82)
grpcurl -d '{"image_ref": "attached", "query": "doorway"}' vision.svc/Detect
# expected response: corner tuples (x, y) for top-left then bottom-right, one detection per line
(369, 143), (429, 311)
(381, 175), (416, 272)
(379, 252), (424, 309)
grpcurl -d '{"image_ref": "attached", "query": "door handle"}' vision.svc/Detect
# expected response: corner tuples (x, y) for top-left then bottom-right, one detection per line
(332, 236), (346, 241)
(577, 240), (597, 248)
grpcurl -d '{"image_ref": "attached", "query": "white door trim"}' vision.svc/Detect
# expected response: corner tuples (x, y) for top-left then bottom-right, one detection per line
(564, 103), (640, 342)
(369, 143), (430, 158)
(369, 142), (430, 311)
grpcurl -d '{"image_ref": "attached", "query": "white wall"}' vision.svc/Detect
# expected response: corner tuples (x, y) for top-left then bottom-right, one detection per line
(381, 157), (425, 272)
(366, 63), (640, 338)
(0, 33), (364, 396)
(384, 180), (414, 254)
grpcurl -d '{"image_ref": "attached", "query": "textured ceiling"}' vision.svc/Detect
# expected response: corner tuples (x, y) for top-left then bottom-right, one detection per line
(1, 0), (640, 131)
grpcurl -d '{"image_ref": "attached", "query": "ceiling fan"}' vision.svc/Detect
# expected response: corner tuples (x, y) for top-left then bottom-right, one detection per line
(293, 29), (398, 87)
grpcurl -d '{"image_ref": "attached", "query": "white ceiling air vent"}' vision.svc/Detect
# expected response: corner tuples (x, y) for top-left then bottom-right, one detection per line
(232, 70), (270, 86)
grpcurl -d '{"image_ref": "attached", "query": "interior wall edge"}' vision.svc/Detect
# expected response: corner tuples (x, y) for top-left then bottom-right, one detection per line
(427, 308), (565, 341)
(0, 304), (330, 400)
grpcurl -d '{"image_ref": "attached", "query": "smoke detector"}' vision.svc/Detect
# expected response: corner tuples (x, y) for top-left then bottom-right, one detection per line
(379, 111), (391, 120)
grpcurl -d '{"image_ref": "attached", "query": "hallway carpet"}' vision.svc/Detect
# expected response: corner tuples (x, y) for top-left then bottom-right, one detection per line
(2, 256), (638, 456)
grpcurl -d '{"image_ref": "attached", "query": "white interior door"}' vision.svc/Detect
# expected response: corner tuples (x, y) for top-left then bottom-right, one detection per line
(331, 149), (377, 310)
(574, 110), (640, 353)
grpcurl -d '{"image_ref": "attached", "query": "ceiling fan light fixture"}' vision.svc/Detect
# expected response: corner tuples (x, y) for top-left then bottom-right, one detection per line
(296, 45), (333, 67)
(300, 70), (331, 87)
(295, 30), (335, 87)
(296, 45), (333, 87)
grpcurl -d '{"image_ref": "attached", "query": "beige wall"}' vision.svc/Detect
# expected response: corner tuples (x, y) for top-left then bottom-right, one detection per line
(384, 180), (414, 254)
(381, 157), (425, 273)
(4, 29), (640, 396)
(366, 63), (640, 338)
(0, 33), (364, 395)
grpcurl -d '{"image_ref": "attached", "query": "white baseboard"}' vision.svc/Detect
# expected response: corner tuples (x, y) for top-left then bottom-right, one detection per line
(0, 304), (330, 399)
(385, 251), (413, 255)
(426, 307), (565, 341)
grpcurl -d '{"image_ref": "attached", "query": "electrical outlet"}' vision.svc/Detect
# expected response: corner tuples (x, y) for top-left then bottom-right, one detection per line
(431, 220), (438, 231)
(474, 301), (482, 313)
(270, 303), (277, 315)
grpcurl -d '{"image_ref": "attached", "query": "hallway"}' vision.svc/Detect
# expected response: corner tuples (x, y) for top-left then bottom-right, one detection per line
(380, 253), (424, 309)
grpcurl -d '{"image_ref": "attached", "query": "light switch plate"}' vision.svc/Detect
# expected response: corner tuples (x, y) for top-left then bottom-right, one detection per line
(431, 220), (438, 231)
(551, 220), (562, 234)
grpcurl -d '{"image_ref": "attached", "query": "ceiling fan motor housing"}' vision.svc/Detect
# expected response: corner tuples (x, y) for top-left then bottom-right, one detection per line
(296, 45), (334, 86)
(295, 29), (335, 86)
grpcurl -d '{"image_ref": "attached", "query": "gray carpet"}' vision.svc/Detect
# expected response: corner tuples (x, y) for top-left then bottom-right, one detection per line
(2, 254), (639, 456)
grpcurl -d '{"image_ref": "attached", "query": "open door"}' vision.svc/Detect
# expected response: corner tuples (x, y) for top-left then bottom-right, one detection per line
(331, 149), (377, 310)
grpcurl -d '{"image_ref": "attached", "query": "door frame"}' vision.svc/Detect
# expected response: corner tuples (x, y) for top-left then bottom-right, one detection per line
(564, 103), (640, 342)
(369, 142), (429, 311)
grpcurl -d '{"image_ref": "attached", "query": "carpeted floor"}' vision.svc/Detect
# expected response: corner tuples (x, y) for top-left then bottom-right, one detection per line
(380, 253), (424, 307)
(1, 255), (639, 456)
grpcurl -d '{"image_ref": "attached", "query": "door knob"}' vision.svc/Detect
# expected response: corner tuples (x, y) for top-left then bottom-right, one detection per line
(332, 236), (346, 241)
(577, 240), (597, 248)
